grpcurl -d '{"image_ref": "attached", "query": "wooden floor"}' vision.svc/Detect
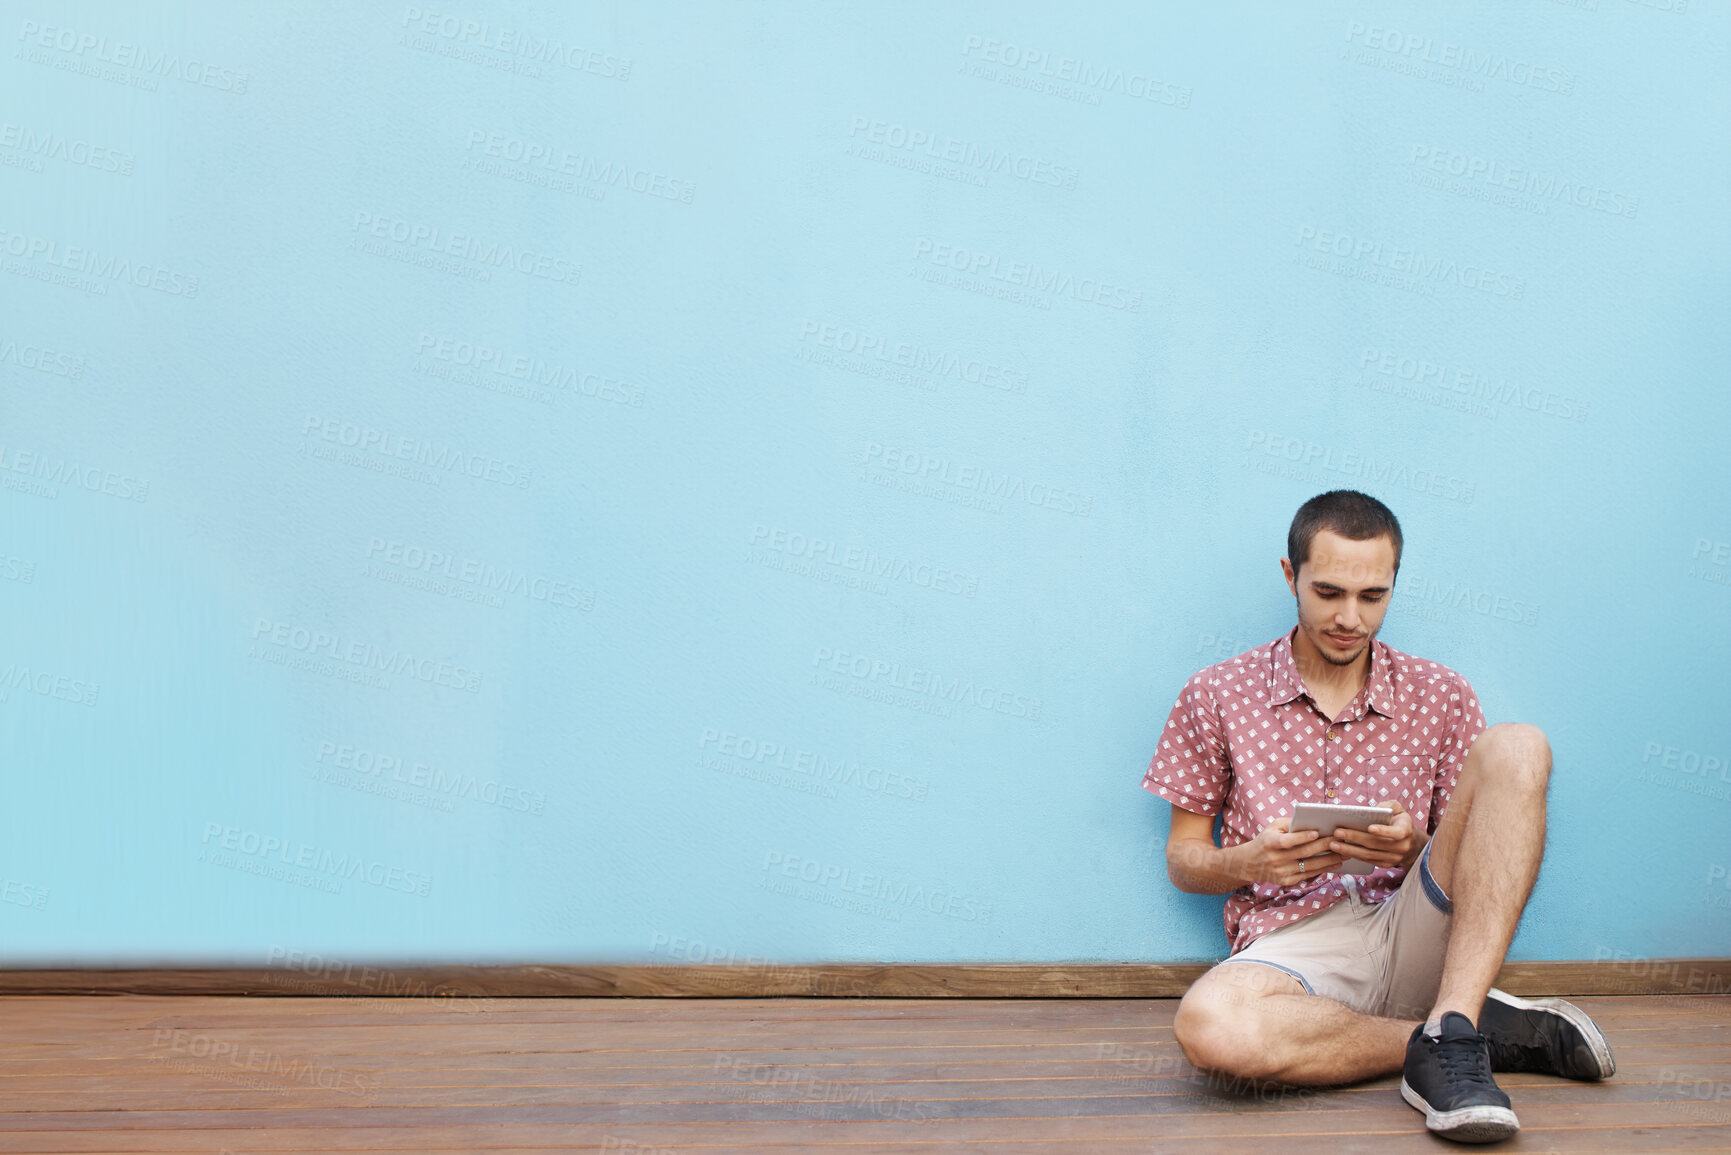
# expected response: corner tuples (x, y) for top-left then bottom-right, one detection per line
(2, 994), (1728, 1153)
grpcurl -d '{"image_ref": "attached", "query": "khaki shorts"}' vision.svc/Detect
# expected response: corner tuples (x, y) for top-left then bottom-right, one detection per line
(1217, 841), (1454, 1022)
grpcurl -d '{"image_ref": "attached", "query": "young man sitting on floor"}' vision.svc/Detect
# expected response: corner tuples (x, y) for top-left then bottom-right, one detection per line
(1144, 489), (1613, 1144)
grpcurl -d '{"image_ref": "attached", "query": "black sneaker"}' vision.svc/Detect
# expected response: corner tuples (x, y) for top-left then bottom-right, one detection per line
(1401, 1011), (1519, 1144)
(1478, 987), (1615, 1080)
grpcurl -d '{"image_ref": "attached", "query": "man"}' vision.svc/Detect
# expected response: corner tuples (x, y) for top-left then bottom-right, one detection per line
(1143, 490), (1612, 1144)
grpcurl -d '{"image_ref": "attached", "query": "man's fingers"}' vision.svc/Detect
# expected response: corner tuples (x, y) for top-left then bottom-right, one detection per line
(1336, 826), (1405, 847)
(1276, 828), (1324, 849)
(1282, 852), (1345, 884)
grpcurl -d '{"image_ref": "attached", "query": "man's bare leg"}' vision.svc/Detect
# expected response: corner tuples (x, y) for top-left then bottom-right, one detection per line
(1422, 723), (1552, 1026)
(1172, 961), (1414, 1085)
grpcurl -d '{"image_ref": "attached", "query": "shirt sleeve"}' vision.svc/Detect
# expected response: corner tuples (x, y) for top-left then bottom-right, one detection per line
(1428, 673), (1488, 834)
(1141, 672), (1231, 815)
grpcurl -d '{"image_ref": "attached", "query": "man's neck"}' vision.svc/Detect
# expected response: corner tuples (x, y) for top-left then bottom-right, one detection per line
(1290, 627), (1370, 715)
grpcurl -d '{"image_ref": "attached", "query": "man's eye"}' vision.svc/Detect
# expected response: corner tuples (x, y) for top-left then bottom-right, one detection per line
(1362, 594), (1384, 603)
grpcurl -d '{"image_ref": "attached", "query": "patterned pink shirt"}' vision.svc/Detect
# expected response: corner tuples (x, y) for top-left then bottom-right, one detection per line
(1143, 630), (1486, 954)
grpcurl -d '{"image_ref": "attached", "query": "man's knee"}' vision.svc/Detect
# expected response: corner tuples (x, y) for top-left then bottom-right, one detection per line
(1475, 722), (1552, 792)
(1173, 975), (1285, 1079)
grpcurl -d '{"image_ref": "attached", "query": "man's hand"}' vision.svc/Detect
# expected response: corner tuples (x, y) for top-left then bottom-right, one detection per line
(1236, 817), (1343, 887)
(1328, 798), (1424, 870)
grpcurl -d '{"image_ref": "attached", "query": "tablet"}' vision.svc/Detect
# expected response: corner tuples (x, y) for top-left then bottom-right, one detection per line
(1289, 802), (1396, 875)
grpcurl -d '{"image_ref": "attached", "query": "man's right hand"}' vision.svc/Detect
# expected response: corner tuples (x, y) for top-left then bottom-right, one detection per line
(1232, 817), (1343, 887)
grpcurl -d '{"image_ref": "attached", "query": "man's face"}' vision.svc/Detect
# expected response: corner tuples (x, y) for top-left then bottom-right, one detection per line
(1280, 530), (1397, 668)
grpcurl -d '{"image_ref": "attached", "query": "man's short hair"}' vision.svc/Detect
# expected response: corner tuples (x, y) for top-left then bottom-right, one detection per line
(1287, 490), (1403, 579)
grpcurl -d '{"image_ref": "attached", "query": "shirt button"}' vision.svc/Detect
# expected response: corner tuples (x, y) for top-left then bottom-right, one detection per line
(1327, 731), (1338, 741)
(1326, 789), (1336, 798)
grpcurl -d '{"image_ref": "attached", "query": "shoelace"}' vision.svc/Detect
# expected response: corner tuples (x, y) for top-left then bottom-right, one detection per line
(1431, 1035), (1501, 1090)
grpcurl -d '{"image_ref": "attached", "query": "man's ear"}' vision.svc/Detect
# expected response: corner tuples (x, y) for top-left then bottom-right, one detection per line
(1280, 557), (1298, 597)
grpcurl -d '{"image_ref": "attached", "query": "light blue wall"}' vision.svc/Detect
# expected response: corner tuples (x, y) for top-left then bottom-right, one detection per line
(2, 1), (1727, 969)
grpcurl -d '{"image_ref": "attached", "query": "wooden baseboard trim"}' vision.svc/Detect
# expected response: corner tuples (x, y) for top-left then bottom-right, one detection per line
(0, 959), (1726, 998)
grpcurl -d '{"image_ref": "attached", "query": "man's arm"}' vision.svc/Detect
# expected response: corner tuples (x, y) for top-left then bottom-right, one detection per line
(1166, 807), (1243, 894)
(1166, 804), (1338, 893)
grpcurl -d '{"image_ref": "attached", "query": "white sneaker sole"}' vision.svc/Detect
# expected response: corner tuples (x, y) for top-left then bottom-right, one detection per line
(1401, 1079), (1520, 1143)
(1486, 987), (1617, 1080)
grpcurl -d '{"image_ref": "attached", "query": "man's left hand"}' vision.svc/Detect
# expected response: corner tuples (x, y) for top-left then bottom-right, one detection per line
(1329, 799), (1424, 870)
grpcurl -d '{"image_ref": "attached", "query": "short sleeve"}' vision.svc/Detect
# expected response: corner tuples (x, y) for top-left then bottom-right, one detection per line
(1141, 672), (1230, 815)
(1428, 673), (1488, 833)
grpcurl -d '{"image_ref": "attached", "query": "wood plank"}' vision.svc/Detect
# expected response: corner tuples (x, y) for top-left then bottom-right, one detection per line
(7, 1064), (1731, 1113)
(0, 1102), (1725, 1150)
(0, 1082), (1724, 1128)
(5, 1135), (1730, 1155)
(0, 958), (1726, 998)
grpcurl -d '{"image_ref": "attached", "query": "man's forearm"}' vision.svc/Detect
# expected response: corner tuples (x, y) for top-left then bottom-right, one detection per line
(1166, 837), (1249, 894)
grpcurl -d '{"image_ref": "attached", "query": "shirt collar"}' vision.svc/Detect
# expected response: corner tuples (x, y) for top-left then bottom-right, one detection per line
(1268, 630), (1399, 719)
